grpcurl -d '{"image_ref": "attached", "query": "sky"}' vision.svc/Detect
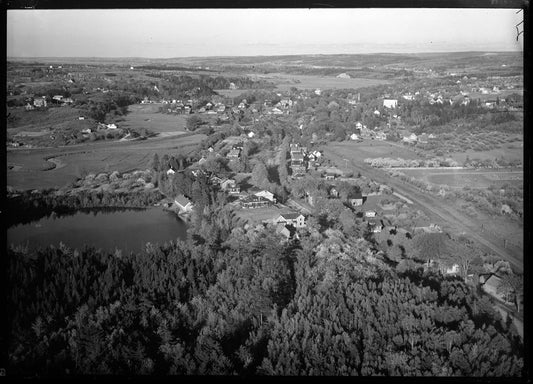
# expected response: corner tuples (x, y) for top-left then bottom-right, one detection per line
(7, 8), (524, 58)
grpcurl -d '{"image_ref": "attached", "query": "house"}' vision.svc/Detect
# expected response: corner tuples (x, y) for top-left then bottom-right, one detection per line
(107, 123), (117, 129)
(166, 168), (176, 175)
(275, 224), (294, 240)
(350, 133), (360, 141)
(314, 88), (321, 95)
(347, 191), (364, 207)
(480, 275), (503, 298)
(329, 186), (339, 197)
(364, 210), (377, 218)
(324, 173), (336, 180)
(247, 131), (255, 138)
(229, 82), (238, 90)
(174, 194), (193, 213)
(337, 73), (351, 78)
(355, 122), (363, 130)
(254, 190), (276, 203)
(368, 220), (383, 233)
(217, 105), (226, 113)
(220, 178), (240, 194)
(227, 148), (241, 160)
(271, 107), (283, 115)
(291, 152), (305, 166)
(383, 99), (398, 109)
(402, 93), (414, 101)
(274, 212), (306, 228)
(33, 97), (47, 108)
(375, 131), (387, 141)
(78, 116), (85, 120)
(210, 175), (223, 185)
(25, 103), (35, 111)
(501, 204), (513, 215)
(52, 95), (64, 102)
(241, 195), (272, 209)
(402, 133), (418, 144)
(417, 133), (429, 144)
(445, 264), (461, 275)
(373, 109), (381, 116)
(81, 128), (92, 134)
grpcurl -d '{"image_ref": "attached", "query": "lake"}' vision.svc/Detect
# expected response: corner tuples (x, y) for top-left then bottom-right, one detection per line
(7, 208), (188, 254)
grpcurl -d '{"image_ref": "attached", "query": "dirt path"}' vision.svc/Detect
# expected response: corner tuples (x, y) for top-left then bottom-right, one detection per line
(324, 147), (523, 273)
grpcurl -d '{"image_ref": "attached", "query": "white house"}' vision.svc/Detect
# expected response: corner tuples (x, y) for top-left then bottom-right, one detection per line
(383, 99), (398, 109)
(254, 190), (276, 203)
(373, 110), (381, 117)
(445, 264), (461, 275)
(402, 133), (418, 143)
(247, 131), (255, 138)
(107, 123), (117, 129)
(350, 133), (360, 141)
(314, 88), (322, 95)
(166, 168), (176, 175)
(274, 213), (306, 228)
(364, 210), (377, 218)
(174, 194), (193, 213)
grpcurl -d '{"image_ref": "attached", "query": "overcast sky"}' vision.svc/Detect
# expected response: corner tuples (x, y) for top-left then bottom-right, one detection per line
(7, 8), (524, 58)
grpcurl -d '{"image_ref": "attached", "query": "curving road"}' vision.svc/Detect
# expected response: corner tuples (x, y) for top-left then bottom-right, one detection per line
(324, 147), (523, 273)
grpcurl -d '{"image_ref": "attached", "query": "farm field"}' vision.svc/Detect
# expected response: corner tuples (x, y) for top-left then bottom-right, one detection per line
(247, 72), (390, 91)
(400, 168), (523, 189)
(448, 143), (523, 164)
(7, 133), (205, 190)
(324, 140), (422, 164)
(119, 103), (189, 135)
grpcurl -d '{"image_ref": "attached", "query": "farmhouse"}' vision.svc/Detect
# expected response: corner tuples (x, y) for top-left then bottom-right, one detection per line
(274, 212), (306, 228)
(402, 133), (418, 144)
(107, 123), (117, 130)
(368, 220), (383, 233)
(480, 275), (504, 298)
(174, 194), (193, 213)
(347, 191), (364, 207)
(220, 178), (241, 194)
(336, 73), (351, 78)
(275, 224), (296, 241)
(383, 99), (398, 109)
(254, 190), (277, 203)
(375, 131), (387, 141)
(227, 148), (241, 160)
(33, 97), (47, 108)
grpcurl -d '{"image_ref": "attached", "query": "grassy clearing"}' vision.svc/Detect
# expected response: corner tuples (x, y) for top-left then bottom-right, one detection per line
(324, 141), (422, 164)
(234, 204), (292, 224)
(249, 73), (390, 91)
(401, 169), (523, 189)
(119, 104), (189, 134)
(7, 133), (205, 190)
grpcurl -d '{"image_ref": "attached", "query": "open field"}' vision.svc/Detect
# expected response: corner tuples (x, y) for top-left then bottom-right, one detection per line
(119, 103), (189, 135)
(324, 141), (421, 164)
(214, 89), (251, 98)
(247, 73), (390, 91)
(234, 204), (293, 224)
(7, 133), (205, 190)
(448, 143), (523, 164)
(401, 168), (523, 189)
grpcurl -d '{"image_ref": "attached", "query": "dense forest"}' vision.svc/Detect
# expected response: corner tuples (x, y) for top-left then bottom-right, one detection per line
(7, 199), (524, 376)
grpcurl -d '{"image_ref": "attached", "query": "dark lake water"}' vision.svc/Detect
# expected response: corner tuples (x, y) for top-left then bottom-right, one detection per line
(7, 208), (188, 254)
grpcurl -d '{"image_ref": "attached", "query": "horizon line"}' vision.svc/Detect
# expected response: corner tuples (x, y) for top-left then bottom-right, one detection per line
(7, 50), (523, 61)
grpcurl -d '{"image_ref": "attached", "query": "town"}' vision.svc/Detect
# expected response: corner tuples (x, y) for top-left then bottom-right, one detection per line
(6, 8), (525, 377)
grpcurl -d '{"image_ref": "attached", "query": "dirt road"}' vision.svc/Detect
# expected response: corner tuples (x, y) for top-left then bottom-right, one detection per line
(324, 147), (523, 273)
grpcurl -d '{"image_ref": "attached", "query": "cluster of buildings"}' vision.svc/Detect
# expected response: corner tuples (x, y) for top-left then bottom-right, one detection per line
(23, 94), (74, 111)
(289, 143), (323, 177)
